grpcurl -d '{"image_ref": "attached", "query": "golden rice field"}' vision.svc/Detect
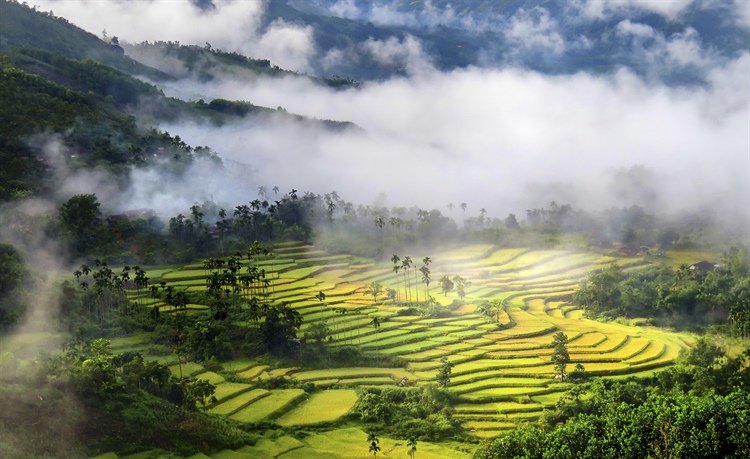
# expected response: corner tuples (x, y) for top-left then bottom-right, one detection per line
(119, 241), (696, 448)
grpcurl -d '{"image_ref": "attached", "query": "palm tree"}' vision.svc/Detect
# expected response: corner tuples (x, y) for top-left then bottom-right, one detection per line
(335, 307), (348, 342)
(367, 431), (381, 458)
(257, 185), (267, 199)
(374, 216), (385, 243)
(420, 257), (432, 301)
(316, 290), (326, 313)
(407, 437), (417, 459)
(460, 202), (467, 226)
(272, 185), (280, 197)
(391, 254), (401, 302)
(402, 257), (413, 304)
(370, 316), (381, 349)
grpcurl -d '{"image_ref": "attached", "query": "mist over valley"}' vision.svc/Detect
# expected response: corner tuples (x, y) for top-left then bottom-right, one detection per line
(1, 1), (750, 458)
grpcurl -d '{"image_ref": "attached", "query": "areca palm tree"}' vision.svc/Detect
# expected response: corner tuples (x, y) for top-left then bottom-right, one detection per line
(391, 254), (401, 302)
(407, 437), (417, 459)
(316, 290), (326, 313)
(420, 257), (432, 302)
(335, 307), (348, 341)
(370, 316), (381, 349)
(402, 257), (413, 304)
(367, 431), (381, 458)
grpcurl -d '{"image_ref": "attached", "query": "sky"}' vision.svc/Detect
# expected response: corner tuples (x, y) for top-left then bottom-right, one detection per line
(32, 0), (750, 231)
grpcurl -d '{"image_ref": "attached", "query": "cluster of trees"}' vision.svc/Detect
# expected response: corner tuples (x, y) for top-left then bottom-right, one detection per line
(353, 384), (465, 441)
(67, 249), (306, 361)
(475, 339), (750, 459)
(0, 337), (254, 458)
(0, 243), (29, 328)
(573, 248), (750, 332)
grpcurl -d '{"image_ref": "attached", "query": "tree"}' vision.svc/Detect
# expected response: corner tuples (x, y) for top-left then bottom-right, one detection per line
(505, 213), (520, 230)
(186, 378), (217, 410)
(386, 288), (397, 303)
(370, 316), (381, 348)
(59, 193), (102, 253)
(475, 301), (493, 322)
(573, 264), (623, 316)
(367, 431), (381, 458)
(437, 356), (453, 387)
(402, 256), (413, 304)
(391, 254), (401, 302)
(407, 437), (417, 459)
(261, 302), (303, 355)
(316, 290), (326, 312)
(491, 299), (504, 323)
(551, 331), (570, 377)
(453, 275), (470, 301)
(439, 275), (454, 296)
(0, 243), (28, 328)
(420, 257), (432, 302)
(364, 281), (384, 303)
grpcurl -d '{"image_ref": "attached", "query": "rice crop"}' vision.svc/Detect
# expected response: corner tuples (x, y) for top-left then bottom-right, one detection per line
(275, 389), (358, 426)
(229, 389), (306, 423)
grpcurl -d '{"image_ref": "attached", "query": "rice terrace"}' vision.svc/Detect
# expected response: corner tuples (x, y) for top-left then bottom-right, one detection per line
(99, 242), (696, 458)
(2, 1), (749, 458)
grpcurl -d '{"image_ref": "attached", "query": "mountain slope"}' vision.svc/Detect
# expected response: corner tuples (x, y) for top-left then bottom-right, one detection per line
(0, 0), (171, 80)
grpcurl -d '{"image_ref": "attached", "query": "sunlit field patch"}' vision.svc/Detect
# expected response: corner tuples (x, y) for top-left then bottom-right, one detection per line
(168, 362), (204, 378)
(238, 365), (269, 380)
(229, 435), (304, 458)
(229, 389), (306, 423)
(290, 367), (415, 382)
(276, 389), (358, 426)
(210, 388), (269, 416)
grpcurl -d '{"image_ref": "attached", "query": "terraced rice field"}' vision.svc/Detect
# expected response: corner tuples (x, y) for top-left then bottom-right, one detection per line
(127, 242), (694, 438)
(94, 427), (472, 459)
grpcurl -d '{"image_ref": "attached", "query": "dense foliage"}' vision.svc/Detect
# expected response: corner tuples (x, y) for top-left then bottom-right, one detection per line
(573, 248), (750, 332)
(353, 385), (465, 441)
(0, 243), (28, 328)
(0, 338), (255, 458)
(475, 341), (750, 459)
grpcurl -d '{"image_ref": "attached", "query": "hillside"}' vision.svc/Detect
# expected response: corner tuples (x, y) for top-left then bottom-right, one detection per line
(0, 0), (171, 80)
(0, 0), (356, 202)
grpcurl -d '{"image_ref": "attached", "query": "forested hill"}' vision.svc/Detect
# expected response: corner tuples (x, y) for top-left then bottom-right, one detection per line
(0, 0), (170, 80)
(0, 0), (356, 202)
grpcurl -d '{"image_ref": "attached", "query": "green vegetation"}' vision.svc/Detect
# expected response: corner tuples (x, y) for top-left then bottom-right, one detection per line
(475, 341), (750, 459)
(0, 2), (748, 458)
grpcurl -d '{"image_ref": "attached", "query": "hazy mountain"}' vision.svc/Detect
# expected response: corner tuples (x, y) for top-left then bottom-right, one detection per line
(279, 0), (750, 83)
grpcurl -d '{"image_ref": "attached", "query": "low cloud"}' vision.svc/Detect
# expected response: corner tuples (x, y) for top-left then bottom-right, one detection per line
(150, 52), (748, 233)
(505, 7), (566, 56)
(30, 0), (750, 234)
(35, 0), (316, 72)
(573, 0), (696, 20)
(615, 21), (716, 75)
